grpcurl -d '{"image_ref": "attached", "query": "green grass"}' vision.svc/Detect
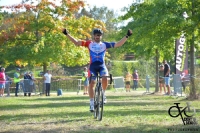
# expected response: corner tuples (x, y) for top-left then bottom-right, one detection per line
(0, 91), (199, 133)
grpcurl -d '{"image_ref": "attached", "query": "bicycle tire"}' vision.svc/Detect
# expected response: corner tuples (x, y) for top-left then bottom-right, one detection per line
(94, 85), (98, 119)
(98, 86), (104, 121)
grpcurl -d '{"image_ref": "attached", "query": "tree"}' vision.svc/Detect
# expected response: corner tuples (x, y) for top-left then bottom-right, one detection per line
(0, 0), (106, 72)
(119, 0), (200, 97)
(178, 0), (200, 99)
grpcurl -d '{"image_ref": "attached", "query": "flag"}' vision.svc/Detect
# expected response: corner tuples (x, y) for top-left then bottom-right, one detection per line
(175, 36), (188, 75)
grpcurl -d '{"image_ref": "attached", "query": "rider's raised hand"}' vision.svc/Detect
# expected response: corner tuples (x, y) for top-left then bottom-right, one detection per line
(62, 29), (68, 35)
(126, 29), (132, 38)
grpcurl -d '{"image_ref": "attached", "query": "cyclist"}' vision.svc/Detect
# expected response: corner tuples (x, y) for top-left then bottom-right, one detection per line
(62, 28), (132, 112)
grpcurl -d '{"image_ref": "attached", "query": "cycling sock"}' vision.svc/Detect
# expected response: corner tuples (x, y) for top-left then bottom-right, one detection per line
(102, 90), (105, 94)
(90, 98), (94, 105)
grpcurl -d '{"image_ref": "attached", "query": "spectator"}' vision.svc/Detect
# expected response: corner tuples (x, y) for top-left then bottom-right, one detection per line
(163, 60), (171, 95)
(132, 70), (139, 90)
(181, 72), (186, 92)
(5, 73), (12, 97)
(125, 72), (132, 92)
(158, 65), (166, 94)
(43, 70), (52, 96)
(0, 68), (6, 97)
(82, 67), (89, 95)
(29, 72), (36, 94)
(14, 68), (22, 97)
(24, 72), (31, 96)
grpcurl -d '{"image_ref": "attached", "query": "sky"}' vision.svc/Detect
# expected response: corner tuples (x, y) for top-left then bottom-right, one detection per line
(0, 0), (133, 13)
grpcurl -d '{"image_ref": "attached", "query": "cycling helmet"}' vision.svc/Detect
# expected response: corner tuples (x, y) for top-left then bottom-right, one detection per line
(93, 28), (103, 35)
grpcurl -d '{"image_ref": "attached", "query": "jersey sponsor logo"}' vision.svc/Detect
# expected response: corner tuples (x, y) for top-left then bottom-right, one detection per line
(89, 42), (106, 53)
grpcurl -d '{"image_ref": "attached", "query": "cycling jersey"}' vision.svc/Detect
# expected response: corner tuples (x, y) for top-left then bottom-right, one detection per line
(81, 41), (115, 63)
(81, 40), (115, 77)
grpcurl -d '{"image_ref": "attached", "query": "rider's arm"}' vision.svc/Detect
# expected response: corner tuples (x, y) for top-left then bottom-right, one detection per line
(114, 37), (128, 48)
(114, 29), (132, 48)
(65, 33), (82, 46)
(62, 29), (82, 46)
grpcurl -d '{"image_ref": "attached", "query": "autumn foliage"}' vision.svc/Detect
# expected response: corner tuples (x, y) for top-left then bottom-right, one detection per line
(0, 0), (106, 67)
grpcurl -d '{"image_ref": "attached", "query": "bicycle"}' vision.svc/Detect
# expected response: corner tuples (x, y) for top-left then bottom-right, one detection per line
(90, 74), (112, 121)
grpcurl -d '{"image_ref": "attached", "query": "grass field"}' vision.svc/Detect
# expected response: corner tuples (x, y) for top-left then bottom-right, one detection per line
(0, 90), (199, 133)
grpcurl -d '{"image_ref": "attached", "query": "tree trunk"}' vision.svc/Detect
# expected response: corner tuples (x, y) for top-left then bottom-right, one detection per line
(43, 62), (48, 74)
(42, 62), (48, 95)
(155, 49), (159, 92)
(189, 34), (196, 99)
(189, 0), (197, 99)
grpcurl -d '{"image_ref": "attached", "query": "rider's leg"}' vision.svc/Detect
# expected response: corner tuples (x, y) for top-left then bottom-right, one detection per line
(100, 66), (109, 104)
(89, 80), (95, 111)
(102, 76), (108, 91)
(101, 76), (108, 103)
(89, 80), (95, 98)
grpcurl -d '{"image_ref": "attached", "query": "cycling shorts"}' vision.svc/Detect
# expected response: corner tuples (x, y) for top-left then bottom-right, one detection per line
(89, 61), (108, 80)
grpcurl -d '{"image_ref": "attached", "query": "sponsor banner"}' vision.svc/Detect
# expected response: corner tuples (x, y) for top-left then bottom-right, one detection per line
(175, 36), (188, 75)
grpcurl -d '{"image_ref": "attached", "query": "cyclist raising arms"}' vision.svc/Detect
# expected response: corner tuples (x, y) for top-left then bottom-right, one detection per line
(62, 28), (132, 112)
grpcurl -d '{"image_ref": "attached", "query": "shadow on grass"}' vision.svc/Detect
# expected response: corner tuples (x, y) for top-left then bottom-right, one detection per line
(0, 101), (184, 122)
(20, 95), (89, 101)
(1, 96), (179, 111)
(70, 124), (200, 133)
(5, 123), (200, 133)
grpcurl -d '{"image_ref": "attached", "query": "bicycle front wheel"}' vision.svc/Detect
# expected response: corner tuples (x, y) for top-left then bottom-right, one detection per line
(97, 87), (104, 121)
(94, 86), (99, 119)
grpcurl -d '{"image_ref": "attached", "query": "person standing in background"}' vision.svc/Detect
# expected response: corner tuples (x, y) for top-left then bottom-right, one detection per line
(0, 68), (6, 97)
(132, 70), (139, 90)
(82, 67), (89, 95)
(29, 72), (36, 95)
(43, 70), (52, 96)
(14, 68), (22, 97)
(5, 73), (12, 97)
(24, 72), (31, 96)
(181, 72), (186, 92)
(158, 65), (166, 94)
(163, 60), (171, 95)
(125, 72), (132, 92)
